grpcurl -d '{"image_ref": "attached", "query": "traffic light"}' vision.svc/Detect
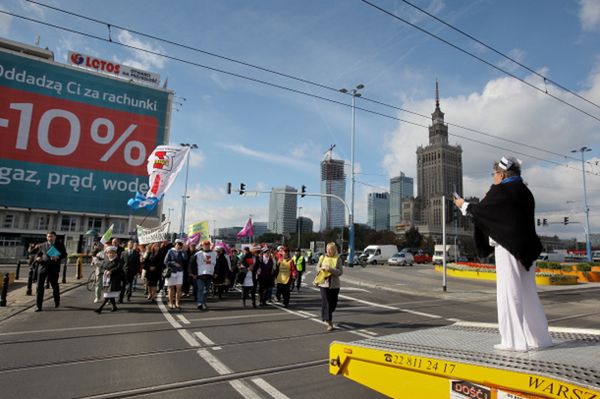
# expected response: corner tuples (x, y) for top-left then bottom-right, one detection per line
(564, 217), (569, 225)
(537, 218), (541, 226)
(301, 185), (306, 198)
(226, 182), (232, 194)
(543, 218), (548, 226)
(239, 183), (246, 195)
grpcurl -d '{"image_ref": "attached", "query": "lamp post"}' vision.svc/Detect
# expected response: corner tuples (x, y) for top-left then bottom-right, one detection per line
(571, 146), (592, 261)
(297, 206), (303, 249)
(179, 143), (197, 236)
(339, 84), (364, 265)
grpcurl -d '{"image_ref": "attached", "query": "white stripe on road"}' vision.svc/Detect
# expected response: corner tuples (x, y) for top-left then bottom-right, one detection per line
(252, 378), (291, 399)
(197, 348), (231, 374)
(230, 380), (263, 399)
(194, 331), (216, 346)
(336, 292), (442, 319)
(296, 310), (316, 318)
(178, 329), (200, 347)
(177, 315), (191, 324)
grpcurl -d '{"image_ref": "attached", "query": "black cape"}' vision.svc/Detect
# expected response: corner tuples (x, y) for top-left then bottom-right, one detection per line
(467, 180), (542, 270)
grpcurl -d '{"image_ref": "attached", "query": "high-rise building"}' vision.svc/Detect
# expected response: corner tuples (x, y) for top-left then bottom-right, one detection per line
(367, 192), (390, 231)
(268, 186), (298, 235)
(389, 172), (414, 232)
(296, 216), (314, 234)
(320, 151), (346, 231)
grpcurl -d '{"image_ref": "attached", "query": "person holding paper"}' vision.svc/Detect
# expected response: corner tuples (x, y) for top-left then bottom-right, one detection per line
(31, 231), (67, 312)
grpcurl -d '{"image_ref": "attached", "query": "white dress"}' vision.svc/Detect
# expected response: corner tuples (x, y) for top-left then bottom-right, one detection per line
(495, 244), (553, 351)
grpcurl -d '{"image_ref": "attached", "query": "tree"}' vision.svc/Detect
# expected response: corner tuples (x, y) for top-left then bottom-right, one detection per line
(255, 232), (283, 244)
(404, 227), (422, 249)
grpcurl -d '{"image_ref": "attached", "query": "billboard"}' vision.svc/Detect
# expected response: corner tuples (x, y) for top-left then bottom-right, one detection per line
(0, 48), (171, 216)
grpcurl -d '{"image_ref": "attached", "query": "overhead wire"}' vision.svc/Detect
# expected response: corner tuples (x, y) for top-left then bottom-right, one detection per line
(20, 0), (588, 165)
(396, 0), (600, 113)
(1, 7), (598, 179)
(359, 0), (600, 126)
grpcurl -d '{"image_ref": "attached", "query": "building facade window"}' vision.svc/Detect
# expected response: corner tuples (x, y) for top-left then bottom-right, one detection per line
(87, 217), (102, 231)
(35, 215), (49, 231)
(2, 214), (15, 229)
(61, 216), (78, 232)
(112, 219), (127, 234)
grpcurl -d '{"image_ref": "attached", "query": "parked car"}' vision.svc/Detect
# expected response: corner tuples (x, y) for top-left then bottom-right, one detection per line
(360, 245), (398, 265)
(387, 252), (414, 266)
(413, 253), (432, 264)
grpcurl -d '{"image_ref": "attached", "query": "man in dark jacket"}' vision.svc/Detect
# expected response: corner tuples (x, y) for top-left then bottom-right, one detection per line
(119, 240), (141, 303)
(453, 156), (552, 352)
(32, 231), (67, 312)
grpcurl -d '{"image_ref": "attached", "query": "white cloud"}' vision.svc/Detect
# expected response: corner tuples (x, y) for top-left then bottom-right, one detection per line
(20, 1), (46, 18)
(579, 0), (600, 31)
(189, 150), (205, 167)
(218, 143), (316, 171)
(382, 69), (600, 239)
(115, 30), (166, 70)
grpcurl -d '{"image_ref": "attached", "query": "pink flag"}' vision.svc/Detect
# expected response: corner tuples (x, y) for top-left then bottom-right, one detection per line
(185, 233), (202, 246)
(237, 218), (254, 239)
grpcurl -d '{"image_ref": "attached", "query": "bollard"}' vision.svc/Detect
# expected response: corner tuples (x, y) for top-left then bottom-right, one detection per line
(16, 260), (21, 280)
(26, 267), (33, 296)
(0, 273), (8, 306)
(62, 258), (67, 284)
(75, 257), (83, 280)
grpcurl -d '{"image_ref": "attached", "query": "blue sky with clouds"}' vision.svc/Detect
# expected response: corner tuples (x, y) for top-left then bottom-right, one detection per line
(2, 0), (600, 241)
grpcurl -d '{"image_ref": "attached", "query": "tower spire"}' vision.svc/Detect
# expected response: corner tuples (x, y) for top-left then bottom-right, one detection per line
(435, 80), (440, 109)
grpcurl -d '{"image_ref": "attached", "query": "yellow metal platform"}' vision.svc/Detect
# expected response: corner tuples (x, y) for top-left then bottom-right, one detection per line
(330, 324), (600, 399)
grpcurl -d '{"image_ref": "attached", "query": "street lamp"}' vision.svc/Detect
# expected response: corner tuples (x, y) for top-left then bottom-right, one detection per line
(167, 207), (174, 233)
(339, 84), (364, 265)
(179, 143), (198, 236)
(571, 146), (592, 261)
(297, 206), (303, 249)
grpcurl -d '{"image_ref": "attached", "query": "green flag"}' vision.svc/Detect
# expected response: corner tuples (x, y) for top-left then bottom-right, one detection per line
(100, 224), (114, 245)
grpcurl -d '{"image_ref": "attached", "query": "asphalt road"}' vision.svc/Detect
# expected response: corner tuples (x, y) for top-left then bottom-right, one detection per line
(1, 263), (598, 399)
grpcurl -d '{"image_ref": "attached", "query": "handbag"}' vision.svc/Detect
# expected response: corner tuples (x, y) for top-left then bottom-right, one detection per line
(312, 269), (331, 286)
(236, 269), (248, 284)
(163, 267), (172, 279)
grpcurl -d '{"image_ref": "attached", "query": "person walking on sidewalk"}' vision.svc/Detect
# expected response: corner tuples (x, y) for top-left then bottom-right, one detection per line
(31, 231), (67, 312)
(315, 242), (343, 332)
(95, 246), (124, 314)
(453, 156), (552, 352)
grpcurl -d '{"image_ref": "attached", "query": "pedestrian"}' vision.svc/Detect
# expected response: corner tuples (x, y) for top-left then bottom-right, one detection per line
(91, 244), (105, 303)
(292, 248), (306, 292)
(143, 243), (163, 303)
(190, 240), (216, 310)
(95, 246), (124, 313)
(239, 247), (256, 308)
(315, 242), (343, 331)
(119, 240), (141, 303)
(213, 246), (229, 299)
(255, 247), (275, 306)
(31, 231), (67, 312)
(163, 239), (187, 309)
(453, 156), (552, 352)
(275, 247), (296, 307)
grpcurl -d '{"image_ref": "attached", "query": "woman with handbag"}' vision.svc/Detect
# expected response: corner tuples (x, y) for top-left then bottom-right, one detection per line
(239, 247), (256, 308)
(315, 242), (343, 331)
(163, 239), (187, 309)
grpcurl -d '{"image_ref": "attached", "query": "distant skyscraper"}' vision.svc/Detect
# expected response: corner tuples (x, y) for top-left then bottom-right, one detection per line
(389, 172), (414, 231)
(296, 216), (314, 234)
(320, 151), (346, 231)
(367, 192), (390, 231)
(268, 186), (298, 235)
(253, 222), (268, 238)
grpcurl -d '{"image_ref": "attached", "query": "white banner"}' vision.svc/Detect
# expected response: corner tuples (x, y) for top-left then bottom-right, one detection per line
(137, 222), (170, 244)
(68, 51), (161, 86)
(146, 145), (190, 200)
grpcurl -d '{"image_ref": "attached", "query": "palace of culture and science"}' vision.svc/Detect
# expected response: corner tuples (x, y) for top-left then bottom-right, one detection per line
(402, 83), (473, 241)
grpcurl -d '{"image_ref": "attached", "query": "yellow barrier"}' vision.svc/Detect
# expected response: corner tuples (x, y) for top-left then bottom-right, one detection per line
(434, 266), (578, 285)
(0, 272), (16, 288)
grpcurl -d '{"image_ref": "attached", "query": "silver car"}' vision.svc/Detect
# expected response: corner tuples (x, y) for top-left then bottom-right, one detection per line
(387, 252), (414, 266)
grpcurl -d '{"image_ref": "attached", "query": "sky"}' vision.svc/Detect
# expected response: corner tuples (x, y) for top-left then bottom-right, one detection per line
(1, 0), (600, 242)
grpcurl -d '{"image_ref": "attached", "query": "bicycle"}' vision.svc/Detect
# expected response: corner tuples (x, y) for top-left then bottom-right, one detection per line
(86, 270), (97, 291)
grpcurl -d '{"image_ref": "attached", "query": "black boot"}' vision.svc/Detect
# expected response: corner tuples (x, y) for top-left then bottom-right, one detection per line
(95, 299), (108, 314)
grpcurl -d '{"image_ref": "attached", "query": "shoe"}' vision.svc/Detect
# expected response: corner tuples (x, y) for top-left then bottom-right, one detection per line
(94, 299), (99, 303)
(35, 308), (42, 312)
(326, 322), (334, 332)
(118, 299), (123, 304)
(110, 307), (118, 312)
(54, 302), (60, 308)
(94, 309), (101, 314)
(197, 304), (203, 310)
(175, 305), (181, 309)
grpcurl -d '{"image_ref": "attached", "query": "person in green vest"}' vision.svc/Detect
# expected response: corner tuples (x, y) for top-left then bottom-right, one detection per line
(292, 248), (306, 292)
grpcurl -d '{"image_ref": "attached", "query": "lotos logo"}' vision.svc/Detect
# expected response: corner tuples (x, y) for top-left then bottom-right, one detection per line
(70, 53), (84, 65)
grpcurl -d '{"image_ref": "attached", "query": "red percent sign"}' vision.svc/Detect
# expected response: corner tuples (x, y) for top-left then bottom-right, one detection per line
(0, 87), (159, 175)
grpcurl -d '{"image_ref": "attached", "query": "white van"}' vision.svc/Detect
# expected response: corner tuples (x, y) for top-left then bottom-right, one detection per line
(360, 245), (398, 265)
(432, 245), (459, 265)
(537, 252), (566, 262)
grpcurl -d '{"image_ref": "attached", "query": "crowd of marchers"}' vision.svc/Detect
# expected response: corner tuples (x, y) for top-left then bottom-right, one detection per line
(28, 231), (344, 332)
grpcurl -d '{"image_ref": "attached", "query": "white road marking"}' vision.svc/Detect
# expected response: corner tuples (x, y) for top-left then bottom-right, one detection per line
(177, 315), (191, 324)
(252, 378), (291, 399)
(178, 329), (200, 347)
(340, 287), (370, 293)
(196, 348), (231, 374)
(229, 380), (263, 399)
(296, 310), (316, 318)
(337, 292), (442, 319)
(194, 331), (216, 346)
